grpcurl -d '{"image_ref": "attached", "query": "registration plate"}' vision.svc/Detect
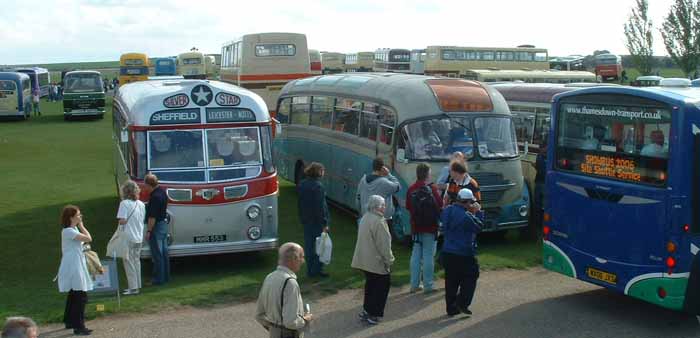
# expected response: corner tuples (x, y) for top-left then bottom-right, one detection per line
(586, 267), (617, 285)
(194, 235), (227, 243)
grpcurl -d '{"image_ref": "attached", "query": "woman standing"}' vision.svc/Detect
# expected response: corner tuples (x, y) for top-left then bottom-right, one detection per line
(351, 195), (395, 325)
(297, 162), (330, 278)
(57, 205), (93, 336)
(117, 180), (146, 295)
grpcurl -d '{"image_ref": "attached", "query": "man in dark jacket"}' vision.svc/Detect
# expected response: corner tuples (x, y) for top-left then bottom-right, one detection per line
(297, 162), (330, 278)
(440, 188), (483, 317)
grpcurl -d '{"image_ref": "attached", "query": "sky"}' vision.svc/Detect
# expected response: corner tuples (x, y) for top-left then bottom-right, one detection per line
(0, 0), (678, 65)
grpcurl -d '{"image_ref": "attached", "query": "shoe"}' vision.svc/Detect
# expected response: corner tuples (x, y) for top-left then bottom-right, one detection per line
(318, 272), (330, 278)
(122, 289), (140, 295)
(423, 288), (437, 294)
(365, 316), (380, 325)
(409, 286), (423, 293)
(73, 328), (92, 335)
(457, 305), (472, 316)
(358, 309), (368, 320)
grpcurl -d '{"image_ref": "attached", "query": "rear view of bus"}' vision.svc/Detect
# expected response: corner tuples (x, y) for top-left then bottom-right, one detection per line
(62, 71), (106, 120)
(113, 80), (278, 256)
(545, 85), (700, 310)
(154, 57), (177, 76)
(0, 72), (32, 120)
(119, 53), (149, 85)
(177, 51), (207, 79)
(594, 53), (622, 82)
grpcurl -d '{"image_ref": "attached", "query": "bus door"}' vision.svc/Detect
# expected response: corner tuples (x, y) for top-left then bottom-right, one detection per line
(0, 80), (18, 113)
(553, 97), (671, 271)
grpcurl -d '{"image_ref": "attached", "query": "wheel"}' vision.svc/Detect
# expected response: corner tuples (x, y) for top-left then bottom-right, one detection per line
(64, 115), (71, 121)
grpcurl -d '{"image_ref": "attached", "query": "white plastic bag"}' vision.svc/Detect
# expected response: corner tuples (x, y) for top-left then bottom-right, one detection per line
(315, 232), (333, 265)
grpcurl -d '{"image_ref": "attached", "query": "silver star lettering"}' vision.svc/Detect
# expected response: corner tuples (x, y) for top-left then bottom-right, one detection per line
(193, 87), (210, 104)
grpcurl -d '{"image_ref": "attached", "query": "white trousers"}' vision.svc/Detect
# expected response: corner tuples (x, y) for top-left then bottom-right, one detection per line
(122, 242), (142, 290)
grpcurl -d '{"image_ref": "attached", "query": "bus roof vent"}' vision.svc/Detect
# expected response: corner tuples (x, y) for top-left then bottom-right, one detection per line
(660, 78), (691, 88)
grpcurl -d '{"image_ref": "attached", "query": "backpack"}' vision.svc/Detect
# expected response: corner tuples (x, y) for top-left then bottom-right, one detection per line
(410, 184), (440, 230)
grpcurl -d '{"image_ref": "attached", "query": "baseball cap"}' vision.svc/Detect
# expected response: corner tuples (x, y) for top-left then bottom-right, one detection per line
(457, 188), (476, 202)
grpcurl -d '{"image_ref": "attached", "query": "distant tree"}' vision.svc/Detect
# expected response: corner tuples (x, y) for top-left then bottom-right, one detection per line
(660, 0), (700, 77)
(624, 0), (655, 75)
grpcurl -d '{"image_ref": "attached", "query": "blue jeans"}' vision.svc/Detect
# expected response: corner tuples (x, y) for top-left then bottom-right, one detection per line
(149, 221), (170, 285)
(410, 233), (437, 290)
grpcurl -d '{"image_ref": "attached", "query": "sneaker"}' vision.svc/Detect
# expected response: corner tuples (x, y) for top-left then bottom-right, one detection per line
(358, 309), (368, 320)
(365, 316), (380, 325)
(122, 289), (140, 295)
(409, 286), (423, 293)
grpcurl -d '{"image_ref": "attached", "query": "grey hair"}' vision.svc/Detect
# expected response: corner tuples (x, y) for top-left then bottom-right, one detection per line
(451, 151), (465, 160)
(2, 317), (37, 338)
(367, 195), (386, 213)
(120, 180), (140, 201)
(278, 242), (303, 265)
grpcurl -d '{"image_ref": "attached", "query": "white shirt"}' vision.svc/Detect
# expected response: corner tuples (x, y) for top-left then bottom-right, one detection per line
(57, 227), (93, 292)
(117, 199), (146, 243)
(640, 143), (668, 158)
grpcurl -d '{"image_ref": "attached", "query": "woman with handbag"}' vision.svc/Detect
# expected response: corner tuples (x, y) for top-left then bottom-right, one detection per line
(116, 180), (146, 295)
(57, 205), (94, 336)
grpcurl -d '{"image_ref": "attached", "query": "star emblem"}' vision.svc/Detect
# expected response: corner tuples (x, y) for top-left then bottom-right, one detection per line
(191, 85), (213, 106)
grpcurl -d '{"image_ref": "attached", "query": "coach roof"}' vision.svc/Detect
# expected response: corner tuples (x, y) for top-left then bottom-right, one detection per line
(115, 79), (270, 126)
(279, 73), (509, 122)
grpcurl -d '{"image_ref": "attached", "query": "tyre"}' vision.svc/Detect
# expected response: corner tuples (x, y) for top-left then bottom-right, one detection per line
(64, 115), (71, 121)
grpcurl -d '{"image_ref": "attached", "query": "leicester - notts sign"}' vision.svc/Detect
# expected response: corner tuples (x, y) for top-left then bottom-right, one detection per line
(206, 108), (256, 123)
(150, 109), (201, 125)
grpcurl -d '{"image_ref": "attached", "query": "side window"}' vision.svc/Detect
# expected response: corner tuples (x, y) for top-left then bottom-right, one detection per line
(379, 106), (396, 145)
(360, 102), (379, 141)
(333, 99), (360, 135)
(510, 108), (536, 146)
(277, 98), (291, 124)
(532, 107), (551, 151)
(291, 96), (310, 125)
(310, 96), (334, 129)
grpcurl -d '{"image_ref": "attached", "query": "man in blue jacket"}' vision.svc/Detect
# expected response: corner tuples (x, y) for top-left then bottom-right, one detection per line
(440, 188), (483, 317)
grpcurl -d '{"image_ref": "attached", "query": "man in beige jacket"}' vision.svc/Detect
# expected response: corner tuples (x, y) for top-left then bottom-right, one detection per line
(256, 243), (313, 338)
(351, 195), (395, 325)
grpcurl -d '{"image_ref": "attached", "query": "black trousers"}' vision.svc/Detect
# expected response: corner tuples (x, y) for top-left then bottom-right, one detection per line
(363, 270), (391, 317)
(442, 253), (479, 315)
(63, 290), (88, 329)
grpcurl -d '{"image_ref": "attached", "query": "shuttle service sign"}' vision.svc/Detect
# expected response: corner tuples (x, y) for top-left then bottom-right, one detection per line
(150, 108), (201, 125)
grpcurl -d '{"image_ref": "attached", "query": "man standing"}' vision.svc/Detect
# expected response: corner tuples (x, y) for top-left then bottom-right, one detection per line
(144, 173), (170, 285)
(356, 158), (400, 230)
(440, 189), (483, 317)
(256, 243), (313, 338)
(406, 163), (443, 293)
(32, 89), (40, 117)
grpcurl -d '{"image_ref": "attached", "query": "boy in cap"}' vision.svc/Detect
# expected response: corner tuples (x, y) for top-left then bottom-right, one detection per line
(439, 188), (484, 317)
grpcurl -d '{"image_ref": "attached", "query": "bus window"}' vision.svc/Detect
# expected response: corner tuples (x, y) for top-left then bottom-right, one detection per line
(277, 98), (291, 123)
(256, 44), (296, 57)
(512, 112), (535, 145)
(555, 98), (671, 186)
(532, 107), (551, 150)
(148, 130), (205, 171)
(360, 102), (379, 141)
(333, 99), (360, 135)
(310, 96), (334, 129)
(474, 117), (518, 159)
(291, 96), (310, 125)
(206, 128), (262, 167)
(379, 106), (396, 145)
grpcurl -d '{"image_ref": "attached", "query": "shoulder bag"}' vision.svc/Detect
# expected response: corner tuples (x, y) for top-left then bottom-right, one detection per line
(106, 202), (138, 258)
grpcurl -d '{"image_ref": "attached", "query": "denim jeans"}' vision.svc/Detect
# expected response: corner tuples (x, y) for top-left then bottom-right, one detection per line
(149, 221), (170, 285)
(410, 233), (437, 290)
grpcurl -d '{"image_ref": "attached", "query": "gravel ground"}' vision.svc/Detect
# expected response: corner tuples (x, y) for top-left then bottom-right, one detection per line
(39, 268), (699, 338)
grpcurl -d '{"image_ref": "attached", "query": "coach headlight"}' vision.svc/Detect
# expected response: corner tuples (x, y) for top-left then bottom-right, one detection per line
(518, 205), (529, 217)
(247, 205), (261, 221)
(247, 226), (262, 240)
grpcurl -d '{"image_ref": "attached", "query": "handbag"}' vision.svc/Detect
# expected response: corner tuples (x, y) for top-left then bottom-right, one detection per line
(106, 202), (138, 258)
(315, 232), (332, 265)
(83, 244), (105, 278)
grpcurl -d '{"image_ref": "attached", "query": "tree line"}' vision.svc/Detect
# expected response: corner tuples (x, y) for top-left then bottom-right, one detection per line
(625, 0), (700, 77)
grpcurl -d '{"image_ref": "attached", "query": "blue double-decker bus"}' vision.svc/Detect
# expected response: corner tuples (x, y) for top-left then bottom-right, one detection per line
(154, 57), (177, 76)
(544, 83), (700, 311)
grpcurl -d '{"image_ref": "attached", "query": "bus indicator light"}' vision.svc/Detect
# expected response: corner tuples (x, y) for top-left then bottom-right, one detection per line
(543, 213), (551, 223)
(666, 241), (677, 253)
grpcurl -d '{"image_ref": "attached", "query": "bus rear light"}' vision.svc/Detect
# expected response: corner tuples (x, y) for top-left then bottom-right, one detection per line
(658, 287), (667, 299)
(559, 159), (570, 168)
(684, 224), (690, 232)
(666, 241), (677, 253)
(543, 225), (551, 240)
(666, 257), (676, 269)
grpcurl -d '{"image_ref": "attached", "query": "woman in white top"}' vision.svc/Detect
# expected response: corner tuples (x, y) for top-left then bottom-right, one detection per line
(117, 180), (146, 295)
(57, 205), (94, 336)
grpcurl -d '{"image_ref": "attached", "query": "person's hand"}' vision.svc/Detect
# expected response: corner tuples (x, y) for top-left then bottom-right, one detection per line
(323, 226), (329, 233)
(303, 313), (314, 322)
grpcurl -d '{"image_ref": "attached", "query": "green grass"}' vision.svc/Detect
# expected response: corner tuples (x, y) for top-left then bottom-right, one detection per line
(0, 99), (540, 323)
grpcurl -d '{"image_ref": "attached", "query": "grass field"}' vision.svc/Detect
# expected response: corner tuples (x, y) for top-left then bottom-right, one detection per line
(0, 94), (540, 324)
